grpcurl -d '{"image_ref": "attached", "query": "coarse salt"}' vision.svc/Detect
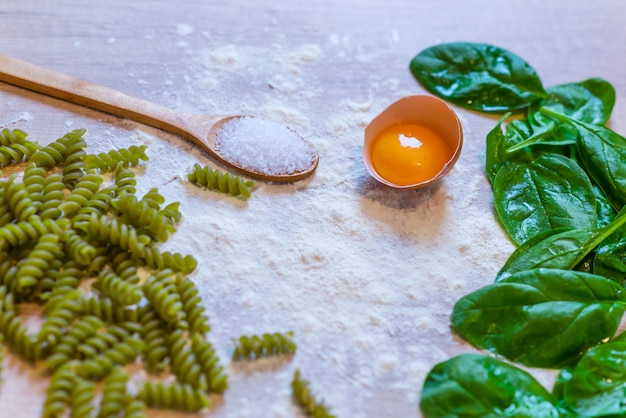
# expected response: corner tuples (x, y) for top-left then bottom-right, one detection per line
(215, 116), (315, 175)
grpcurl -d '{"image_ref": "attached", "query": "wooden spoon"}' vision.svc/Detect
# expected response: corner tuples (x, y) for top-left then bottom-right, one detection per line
(0, 54), (319, 182)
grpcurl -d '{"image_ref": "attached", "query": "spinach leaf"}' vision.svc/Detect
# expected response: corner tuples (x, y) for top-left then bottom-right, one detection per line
(451, 268), (626, 368)
(486, 115), (566, 185)
(493, 153), (597, 245)
(542, 106), (626, 211)
(420, 354), (559, 418)
(410, 42), (547, 113)
(560, 339), (626, 416)
(506, 110), (577, 153)
(541, 78), (616, 125)
(485, 114), (511, 185)
(496, 210), (626, 280)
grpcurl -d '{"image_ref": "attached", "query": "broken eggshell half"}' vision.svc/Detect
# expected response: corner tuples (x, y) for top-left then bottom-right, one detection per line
(362, 95), (463, 189)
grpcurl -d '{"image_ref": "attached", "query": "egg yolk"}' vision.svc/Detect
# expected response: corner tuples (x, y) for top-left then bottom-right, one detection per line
(370, 124), (452, 186)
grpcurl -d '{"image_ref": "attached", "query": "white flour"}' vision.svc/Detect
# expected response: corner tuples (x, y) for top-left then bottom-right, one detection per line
(0, 21), (555, 418)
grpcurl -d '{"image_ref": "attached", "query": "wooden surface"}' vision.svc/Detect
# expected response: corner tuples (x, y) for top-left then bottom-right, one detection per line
(1, 1), (626, 417)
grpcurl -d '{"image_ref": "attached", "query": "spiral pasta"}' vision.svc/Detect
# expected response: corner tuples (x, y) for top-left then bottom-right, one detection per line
(40, 173), (65, 220)
(113, 163), (137, 196)
(71, 376), (96, 418)
(0, 182), (13, 227)
(139, 247), (197, 274)
(77, 335), (145, 380)
(0, 217), (69, 250)
(46, 315), (104, 371)
(75, 213), (148, 258)
(0, 127), (237, 416)
(176, 276), (211, 334)
(80, 294), (139, 324)
(139, 305), (170, 373)
(62, 131), (87, 189)
(232, 331), (296, 360)
(291, 369), (336, 418)
(5, 175), (37, 222)
(85, 145), (149, 172)
(0, 127), (28, 146)
(98, 367), (129, 418)
(29, 129), (86, 169)
(71, 185), (117, 225)
(124, 395), (147, 418)
(43, 361), (76, 418)
(22, 163), (45, 211)
(16, 233), (62, 289)
(0, 128), (40, 168)
(191, 334), (228, 393)
(137, 381), (211, 412)
(93, 269), (142, 305)
(115, 191), (176, 242)
(58, 172), (103, 217)
(0, 308), (41, 362)
(188, 163), (255, 199)
(142, 269), (183, 324)
(38, 289), (82, 349)
(63, 229), (97, 266)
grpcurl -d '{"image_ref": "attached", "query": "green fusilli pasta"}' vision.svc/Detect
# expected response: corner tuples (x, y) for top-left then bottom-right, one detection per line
(142, 269), (183, 324)
(232, 331), (296, 360)
(188, 163), (255, 199)
(43, 361), (76, 418)
(22, 163), (45, 211)
(16, 233), (62, 289)
(113, 163), (137, 195)
(98, 367), (130, 418)
(70, 376), (96, 418)
(58, 171), (103, 217)
(77, 335), (144, 380)
(62, 131), (87, 189)
(46, 315), (104, 372)
(0, 127), (240, 416)
(5, 175), (37, 222)
(139, 247), (197, 274)
(137, 381), (211, 412)
(75, 213), (148, 258)
(176, 276), (211, 334)
(291, 369), (337, 418)
(0, 308), (41, 362)
(39, 173), (65, 220)
(115, 191), (176, 242)
(0, 127), (28, 146)
(85, 145), (149, 172)
(168, 329), (208, 389)
(80, 294), (139, 324)
(0, 128), (40, 167)
(93, 269), (142, 306)
(38, 289), (82, 348)
(29, 128), (86, 169)
(191, 334), (228, 393)
(139, 305), (169, 373)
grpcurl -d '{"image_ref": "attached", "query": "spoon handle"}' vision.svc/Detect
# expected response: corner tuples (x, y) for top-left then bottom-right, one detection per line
(0, 54), (220, 148)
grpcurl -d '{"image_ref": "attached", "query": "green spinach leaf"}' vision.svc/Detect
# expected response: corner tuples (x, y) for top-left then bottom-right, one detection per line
(541, 78), (616, 125)
(542, 106), (626, 211)
(410, 42), (547, 113)
(560, 339), (626, 416)
(506, 110), (577, 153)
(420, 354), (559, 418)
(493, 153), (597, 245)
(451, 268), (626, 368)
(496, 207), (626, 280)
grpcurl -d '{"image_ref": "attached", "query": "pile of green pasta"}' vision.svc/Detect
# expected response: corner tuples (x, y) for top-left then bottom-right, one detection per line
(0, 126), (335, 417)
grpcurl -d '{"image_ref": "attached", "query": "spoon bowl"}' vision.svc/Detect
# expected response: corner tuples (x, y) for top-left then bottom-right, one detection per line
(0, 54), (319, 182)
